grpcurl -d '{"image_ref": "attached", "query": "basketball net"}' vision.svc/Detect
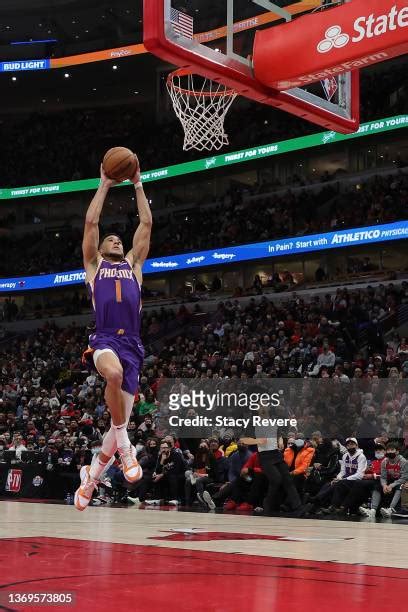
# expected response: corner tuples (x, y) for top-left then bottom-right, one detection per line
(167, 69), (237, 152)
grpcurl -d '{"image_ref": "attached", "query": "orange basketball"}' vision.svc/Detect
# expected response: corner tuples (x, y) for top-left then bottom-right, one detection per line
(102, 147), (139, 182)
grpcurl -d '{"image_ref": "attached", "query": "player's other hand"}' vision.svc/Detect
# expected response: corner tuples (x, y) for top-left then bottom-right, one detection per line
(99, 164), (118, 188)
(130, 165), (142, 185)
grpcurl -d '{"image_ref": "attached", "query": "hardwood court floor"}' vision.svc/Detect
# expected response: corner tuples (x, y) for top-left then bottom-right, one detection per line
(1, 501), (407, 612)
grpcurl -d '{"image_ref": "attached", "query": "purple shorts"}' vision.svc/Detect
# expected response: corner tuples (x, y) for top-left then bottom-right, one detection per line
(87, 333), (144, 395)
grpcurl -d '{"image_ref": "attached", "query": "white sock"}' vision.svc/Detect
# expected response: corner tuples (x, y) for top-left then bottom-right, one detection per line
(101, 427), (117, 458)
(113, 422), (131, 452)
(91, 451), (115, 472)
(89, 456), (109, 481)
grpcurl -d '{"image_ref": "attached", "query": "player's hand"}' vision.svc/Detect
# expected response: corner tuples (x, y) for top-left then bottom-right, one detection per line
(99, 164), (118, 188)
(130, 165), (142, 186)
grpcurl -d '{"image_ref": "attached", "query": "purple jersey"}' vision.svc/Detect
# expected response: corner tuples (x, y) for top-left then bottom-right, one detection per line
(88, 258), (142, 336)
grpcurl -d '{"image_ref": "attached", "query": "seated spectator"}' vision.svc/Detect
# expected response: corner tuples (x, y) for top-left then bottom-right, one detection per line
(137, 415), (156, 439)
(322, 437), (367, 515)
(223, 452), (268, 512)
(394, 482), (408, 518)
(283, 435), (315, 495)
(303, 437), (340, 506)
(210, 440), (252, 507)
(8, 433), (26, 460)
(377, 442), (408, 518)
(145, 440), (185, 506)
(135, 390), (157, 417)
(185, 440), (217, 507)
(128, 438), (160, 503)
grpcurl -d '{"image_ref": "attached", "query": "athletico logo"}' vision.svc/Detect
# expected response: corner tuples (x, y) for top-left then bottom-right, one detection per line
(317, 6), (408, 53)
(317, 26), (349, 53)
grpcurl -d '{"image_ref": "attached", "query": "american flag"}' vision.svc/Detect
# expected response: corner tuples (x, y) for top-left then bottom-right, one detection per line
(170, 8), (194, 39)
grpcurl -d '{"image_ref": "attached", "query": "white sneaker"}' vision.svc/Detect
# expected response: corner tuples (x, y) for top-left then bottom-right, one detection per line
(168, 500), (180, 506)
(145, 499), (161, 505)
(359, 506), (376, 518)
(119, 445), (143, 483)
(74, 466), (98, 511)
(203, 490), (216, 510)
(380, 507), (395, 518)
(127, 495), (140, 504)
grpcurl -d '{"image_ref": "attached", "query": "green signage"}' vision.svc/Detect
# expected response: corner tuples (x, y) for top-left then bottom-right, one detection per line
(0, 115), (406, 201)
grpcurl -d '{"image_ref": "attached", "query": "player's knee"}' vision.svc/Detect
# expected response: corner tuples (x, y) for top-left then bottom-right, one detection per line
(105, 366), (123, 388)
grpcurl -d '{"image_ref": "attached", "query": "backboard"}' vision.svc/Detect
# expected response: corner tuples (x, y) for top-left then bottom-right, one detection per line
(144, 0), (360, 135)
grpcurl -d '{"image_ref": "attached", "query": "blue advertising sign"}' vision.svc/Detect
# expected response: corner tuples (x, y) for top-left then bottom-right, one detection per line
(0, 220), (406, 292)
(0, 59), (50, 72)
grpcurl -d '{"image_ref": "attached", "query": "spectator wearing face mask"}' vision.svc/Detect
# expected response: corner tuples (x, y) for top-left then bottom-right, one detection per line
(303, 438), (341, 513)
(351, 443), (386, 518)
(376, 442), (408, 518)
(322, 437), (367, 514)
(284, 435), (315, 495)
(220, 435), (238, 458)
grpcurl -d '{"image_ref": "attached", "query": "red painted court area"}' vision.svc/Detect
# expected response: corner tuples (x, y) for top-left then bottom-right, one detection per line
(0, 537), (407, 612)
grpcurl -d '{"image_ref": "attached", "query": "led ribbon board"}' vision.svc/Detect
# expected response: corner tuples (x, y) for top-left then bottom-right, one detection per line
(0, 114), (407, 200)
(0, 220), (407, 292)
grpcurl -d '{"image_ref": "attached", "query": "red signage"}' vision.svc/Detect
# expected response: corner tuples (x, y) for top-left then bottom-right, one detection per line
(254, 0), (408, 89)
(5, 469), (22, 493)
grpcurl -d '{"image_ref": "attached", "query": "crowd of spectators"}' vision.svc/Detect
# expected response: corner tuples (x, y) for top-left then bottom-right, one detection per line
(0, 60), (405, 188)
(1, 282), (407, 517)
(1, 170), (407, 278)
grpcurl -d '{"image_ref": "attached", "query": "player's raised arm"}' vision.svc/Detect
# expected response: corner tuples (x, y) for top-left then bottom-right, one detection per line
(83, 165), (115, 275)
(126, 169), (153, 283)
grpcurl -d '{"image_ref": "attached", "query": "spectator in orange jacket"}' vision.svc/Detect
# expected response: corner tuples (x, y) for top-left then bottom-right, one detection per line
(284, 436), (315, 495)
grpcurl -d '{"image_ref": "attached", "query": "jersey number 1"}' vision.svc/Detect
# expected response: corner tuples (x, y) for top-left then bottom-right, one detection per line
(115, 280), (122, 303)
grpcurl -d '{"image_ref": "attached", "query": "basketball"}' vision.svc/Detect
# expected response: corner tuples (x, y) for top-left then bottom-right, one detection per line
(102, 147), (139, 182)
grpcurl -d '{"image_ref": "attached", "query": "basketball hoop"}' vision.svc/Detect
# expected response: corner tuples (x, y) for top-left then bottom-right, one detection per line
(166, 68), (237, 152)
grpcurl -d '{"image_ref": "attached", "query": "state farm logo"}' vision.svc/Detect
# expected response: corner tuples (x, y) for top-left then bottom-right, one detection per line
(317, 25), (349, 53)
(317, 6), (408, 54)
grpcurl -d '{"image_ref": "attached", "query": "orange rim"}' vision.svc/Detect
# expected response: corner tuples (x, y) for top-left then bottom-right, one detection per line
(167, 68), (236, 98)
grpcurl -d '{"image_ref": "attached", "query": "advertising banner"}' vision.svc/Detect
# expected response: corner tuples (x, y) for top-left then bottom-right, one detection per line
(0, 114), (406, 201)
(0, 220), (406, 292)
(0, 59), (50, 72)
(254, 0), (408, 89)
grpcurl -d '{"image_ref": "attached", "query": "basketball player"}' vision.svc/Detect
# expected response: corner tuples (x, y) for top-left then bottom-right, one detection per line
(74, 163), (152, 511)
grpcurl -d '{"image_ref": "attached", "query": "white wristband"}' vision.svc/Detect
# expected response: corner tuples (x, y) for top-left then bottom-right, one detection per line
(134, 181), (143, 189)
